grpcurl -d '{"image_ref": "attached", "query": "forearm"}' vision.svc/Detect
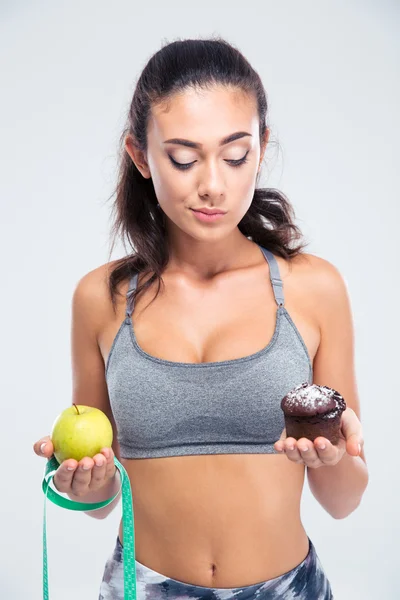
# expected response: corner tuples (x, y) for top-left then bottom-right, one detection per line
(307, 452), (369, 519)
(67, 470), (122, 520)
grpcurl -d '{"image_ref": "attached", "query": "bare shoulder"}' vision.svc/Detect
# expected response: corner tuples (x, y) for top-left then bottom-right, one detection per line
(71, 259), (127, 335)
(286, 252), (350, 326)
(286, 252), (346, 289)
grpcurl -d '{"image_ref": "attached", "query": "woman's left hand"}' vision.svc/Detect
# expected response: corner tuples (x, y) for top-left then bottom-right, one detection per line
(273, 408), (364, 468)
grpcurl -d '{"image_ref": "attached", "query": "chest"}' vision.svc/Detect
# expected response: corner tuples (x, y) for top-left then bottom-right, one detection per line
(106, 312), (311, 459)
(128, 267), (319, 365)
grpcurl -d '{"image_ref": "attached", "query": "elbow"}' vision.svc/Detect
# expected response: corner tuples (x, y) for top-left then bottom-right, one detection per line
(330, 505), (359, 520)
(92, 496), (121, 520)
(330, 492), (367, 520)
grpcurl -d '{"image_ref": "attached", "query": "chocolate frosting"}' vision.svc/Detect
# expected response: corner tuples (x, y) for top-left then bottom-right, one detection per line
(281, 381), (346, 417)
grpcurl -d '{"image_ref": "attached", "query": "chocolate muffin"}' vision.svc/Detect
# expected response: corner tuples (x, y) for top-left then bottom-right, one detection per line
(280, 382), (346, 445)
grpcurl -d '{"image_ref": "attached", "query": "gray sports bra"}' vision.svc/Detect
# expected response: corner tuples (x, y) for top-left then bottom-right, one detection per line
(105, 245), (313, 459)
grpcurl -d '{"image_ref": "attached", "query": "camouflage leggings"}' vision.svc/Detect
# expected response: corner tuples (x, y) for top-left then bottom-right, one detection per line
(98, 535), (334, 599)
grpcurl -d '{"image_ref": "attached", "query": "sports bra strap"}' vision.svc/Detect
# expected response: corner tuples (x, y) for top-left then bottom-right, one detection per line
(258, 245), (285, 307)
(126, 272), (138, 318)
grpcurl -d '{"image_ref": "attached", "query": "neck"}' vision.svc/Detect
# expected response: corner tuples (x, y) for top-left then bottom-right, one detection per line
(164, 228), (256, 280)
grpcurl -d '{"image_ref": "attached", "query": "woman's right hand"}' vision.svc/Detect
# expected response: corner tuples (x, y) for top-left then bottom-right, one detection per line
(33, 436), (117, 497)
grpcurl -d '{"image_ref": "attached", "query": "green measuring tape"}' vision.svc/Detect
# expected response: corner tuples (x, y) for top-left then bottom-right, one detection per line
(42, 455), (137, 599)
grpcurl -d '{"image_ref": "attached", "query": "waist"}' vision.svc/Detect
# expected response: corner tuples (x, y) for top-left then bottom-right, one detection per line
(120, 522), (309, 587)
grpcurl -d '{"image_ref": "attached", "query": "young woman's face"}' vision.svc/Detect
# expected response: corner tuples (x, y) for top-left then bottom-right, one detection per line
(126, 85), (269, 242)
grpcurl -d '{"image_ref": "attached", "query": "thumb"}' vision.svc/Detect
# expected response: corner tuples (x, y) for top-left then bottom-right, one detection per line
(340, 408), (363, 456)
(346, 432), (363, 457)
(34, 436), (53, 459)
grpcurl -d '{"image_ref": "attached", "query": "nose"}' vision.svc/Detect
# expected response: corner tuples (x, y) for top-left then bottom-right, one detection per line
(198, 160), (225, 199)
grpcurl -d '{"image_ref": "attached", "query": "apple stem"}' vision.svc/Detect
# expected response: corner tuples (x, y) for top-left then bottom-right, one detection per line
(72, 403), (80, 415)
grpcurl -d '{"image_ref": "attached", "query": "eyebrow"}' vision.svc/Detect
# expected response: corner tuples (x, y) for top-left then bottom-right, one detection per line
(163, 131), (252, 149)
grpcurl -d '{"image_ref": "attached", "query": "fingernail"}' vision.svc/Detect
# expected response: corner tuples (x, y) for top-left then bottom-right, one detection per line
(67, 465), (75, 471)
(319, 444), (326, 450)
(301, 447), (309, 452)
(40, 442), (46, 454)
(82, 464), (91, 470)
(95, 457), (104, 467)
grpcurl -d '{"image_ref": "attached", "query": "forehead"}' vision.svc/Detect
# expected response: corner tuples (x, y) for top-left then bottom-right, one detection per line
(148, 85), (259, 144)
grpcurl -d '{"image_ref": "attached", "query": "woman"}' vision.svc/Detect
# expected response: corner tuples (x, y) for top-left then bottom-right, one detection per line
(34, 37), (369, 599)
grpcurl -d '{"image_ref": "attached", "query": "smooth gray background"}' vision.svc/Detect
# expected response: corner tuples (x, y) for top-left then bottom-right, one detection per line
(1, 1), (399, 598)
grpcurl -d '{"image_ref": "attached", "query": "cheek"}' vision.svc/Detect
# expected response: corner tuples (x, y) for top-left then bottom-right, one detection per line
(234, 173), (257, 210)
(151, 164), (190, 204)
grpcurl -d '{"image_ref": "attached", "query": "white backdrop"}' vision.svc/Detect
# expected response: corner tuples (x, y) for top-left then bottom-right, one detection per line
(1, 1), (398, 598)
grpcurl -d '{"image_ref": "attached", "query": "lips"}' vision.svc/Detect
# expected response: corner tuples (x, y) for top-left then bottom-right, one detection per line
(190, 208), (226, 215)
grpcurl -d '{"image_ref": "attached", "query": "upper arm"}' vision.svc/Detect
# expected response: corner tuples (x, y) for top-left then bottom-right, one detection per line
(310, 256), (367, 464)
(70, 268), (121, 462)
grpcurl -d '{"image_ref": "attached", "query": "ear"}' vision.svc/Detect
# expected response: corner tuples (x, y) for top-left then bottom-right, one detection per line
(124, 134), (152, 179)
(258, 128), (270, 173)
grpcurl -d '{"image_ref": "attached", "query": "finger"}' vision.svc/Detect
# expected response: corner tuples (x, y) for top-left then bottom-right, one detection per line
(53, 460), (78, 493)
(340, 408), (363, 456)
(101, 447), (117, 479)
(70, 458), (95, 496)
(346, 433), (363, 457)
(314, 438), (337, 463)
(297, 438), (321, 467)
(284, 438), (303, 462)
(90, 453), (108, 489)
(33, 437), (53, 458)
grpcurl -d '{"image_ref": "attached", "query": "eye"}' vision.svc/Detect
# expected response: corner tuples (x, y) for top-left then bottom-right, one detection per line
(168, 156), (196, 170)
(227, 151), (250, 168)
(168, 150), (250, 171)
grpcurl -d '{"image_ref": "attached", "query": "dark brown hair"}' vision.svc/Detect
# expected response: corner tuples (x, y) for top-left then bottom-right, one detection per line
(106, 36), (309, 313)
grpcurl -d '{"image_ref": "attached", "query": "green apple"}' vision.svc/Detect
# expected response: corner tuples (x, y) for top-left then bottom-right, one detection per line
(50, 404), (113, 464)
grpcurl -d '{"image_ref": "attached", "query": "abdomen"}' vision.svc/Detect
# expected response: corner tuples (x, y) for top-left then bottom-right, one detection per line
(118, 452), (309, 587)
